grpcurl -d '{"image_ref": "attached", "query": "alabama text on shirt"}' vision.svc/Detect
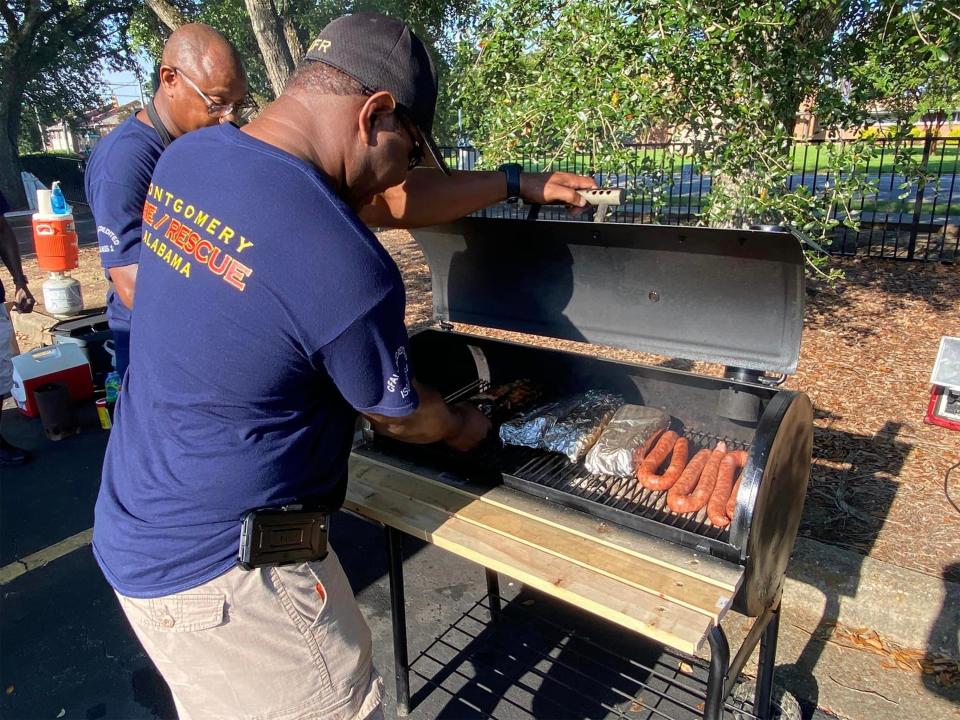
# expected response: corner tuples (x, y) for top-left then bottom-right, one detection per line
(142, 182), (254, 292)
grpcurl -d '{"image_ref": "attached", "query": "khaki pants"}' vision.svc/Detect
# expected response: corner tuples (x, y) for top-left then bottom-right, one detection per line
(116, 549), (384, 720)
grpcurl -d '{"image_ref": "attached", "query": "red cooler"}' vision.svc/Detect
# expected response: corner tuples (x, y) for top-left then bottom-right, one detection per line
(10, 344), (94, 417)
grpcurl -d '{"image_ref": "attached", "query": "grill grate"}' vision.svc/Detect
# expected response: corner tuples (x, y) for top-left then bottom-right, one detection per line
(501, 429), (749, 543)
(361, 383), (749, 557)
(445, 378), (490, 404)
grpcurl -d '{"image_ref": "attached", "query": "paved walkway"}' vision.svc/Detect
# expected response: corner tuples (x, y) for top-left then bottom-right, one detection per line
(1, 402), (954, 719)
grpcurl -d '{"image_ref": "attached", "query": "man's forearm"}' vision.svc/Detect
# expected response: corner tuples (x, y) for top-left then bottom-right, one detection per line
(108, 264), (138, 309)
(363, 380), (462, 445)
(360, 169), (506, 229)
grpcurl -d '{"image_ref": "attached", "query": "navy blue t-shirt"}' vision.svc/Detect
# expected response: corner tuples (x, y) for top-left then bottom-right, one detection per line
(93, 123), (418, 598)
(84, 114), (165, 334)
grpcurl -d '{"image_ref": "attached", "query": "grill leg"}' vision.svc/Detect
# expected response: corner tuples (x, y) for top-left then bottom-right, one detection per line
(386, 526), (411, 716)
(704, 625), (730, 720)
(754, 605), (781, 720)
(485, 568), (502, 621)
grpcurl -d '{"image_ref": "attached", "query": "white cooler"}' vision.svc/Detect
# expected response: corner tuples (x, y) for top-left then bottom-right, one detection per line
(10, 343), (94, 417)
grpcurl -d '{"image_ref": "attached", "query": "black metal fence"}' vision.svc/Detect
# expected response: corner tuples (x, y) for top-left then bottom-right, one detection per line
(441, 136), (959, 263)
(19, 137), (958, 263)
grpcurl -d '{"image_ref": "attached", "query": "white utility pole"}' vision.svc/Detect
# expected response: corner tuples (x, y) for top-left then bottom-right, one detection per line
(35, 107), (48, 152)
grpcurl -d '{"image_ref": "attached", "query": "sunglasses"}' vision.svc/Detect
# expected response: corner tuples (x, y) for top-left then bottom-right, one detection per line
(175, 68), (251, 118)
(394, 108), (424, 171)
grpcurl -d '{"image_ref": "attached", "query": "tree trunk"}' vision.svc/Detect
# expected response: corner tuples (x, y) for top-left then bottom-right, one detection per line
(0, 53), (27, 208)
(145, 0), (186, 32)
(276, 0), (303, 65)
(0, 115), (25, 209)
(244, 0), (295, 96)
(282, 16), (303, 65)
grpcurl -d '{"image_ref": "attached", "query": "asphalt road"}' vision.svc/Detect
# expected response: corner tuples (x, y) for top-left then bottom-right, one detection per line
(1, 399), (845, 720)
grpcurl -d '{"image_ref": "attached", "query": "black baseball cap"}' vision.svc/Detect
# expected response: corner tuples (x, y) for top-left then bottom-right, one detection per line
(304, 12), (450, 174)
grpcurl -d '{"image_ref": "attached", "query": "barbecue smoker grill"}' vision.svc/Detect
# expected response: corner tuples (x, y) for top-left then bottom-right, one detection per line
(354, 216), (813, 719)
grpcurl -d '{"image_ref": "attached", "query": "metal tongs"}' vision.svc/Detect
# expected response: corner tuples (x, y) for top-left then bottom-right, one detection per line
(525, 187), (626, 222)
(577, 187), (627, 223)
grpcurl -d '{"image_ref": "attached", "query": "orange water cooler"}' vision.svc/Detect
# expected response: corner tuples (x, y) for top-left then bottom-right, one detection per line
(33, 183), (83, 316)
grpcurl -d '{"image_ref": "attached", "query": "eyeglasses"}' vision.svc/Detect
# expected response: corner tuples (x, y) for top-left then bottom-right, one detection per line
(175, 68), (245, 118)
(395, 108), (424, 171)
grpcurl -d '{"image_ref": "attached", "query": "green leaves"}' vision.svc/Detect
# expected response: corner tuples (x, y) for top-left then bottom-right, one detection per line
(130, 0), (483, 134)
(454, 0), (956, 262)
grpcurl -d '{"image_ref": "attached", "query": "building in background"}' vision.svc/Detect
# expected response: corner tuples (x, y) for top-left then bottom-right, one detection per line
(42, 97), (141, 155)
(794, 99), (960, 141)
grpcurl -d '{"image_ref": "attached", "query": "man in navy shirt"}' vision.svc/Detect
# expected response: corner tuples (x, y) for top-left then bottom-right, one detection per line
(94, 13), (595, 719)
(85, 23), (248, 379)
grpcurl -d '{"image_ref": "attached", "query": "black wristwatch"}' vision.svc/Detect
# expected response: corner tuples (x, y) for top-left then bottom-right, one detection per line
(498, 163), (522, 204)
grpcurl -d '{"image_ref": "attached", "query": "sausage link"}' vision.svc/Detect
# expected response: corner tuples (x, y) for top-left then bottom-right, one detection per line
(723, 450), (749, 520)
(726, 477), (742, 519)
(688, 442), (728, 512)
(635, 430), (677, 483)
(708, 452), (739, 527)
(666, 447), (711, 512)
(650, 438), (690, 490)
(641, 437), (689, 491)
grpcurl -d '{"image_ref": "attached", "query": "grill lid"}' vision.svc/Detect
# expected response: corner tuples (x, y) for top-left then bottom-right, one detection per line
(411, 218), (805, 374)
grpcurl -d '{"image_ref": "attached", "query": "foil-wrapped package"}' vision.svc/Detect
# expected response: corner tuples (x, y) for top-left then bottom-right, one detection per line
(584, 405), (670, 477)
(541, 391), (623, 463)
(498, 395), (584, 449)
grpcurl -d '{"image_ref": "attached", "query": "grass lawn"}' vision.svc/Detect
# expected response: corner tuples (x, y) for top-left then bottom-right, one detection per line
(789, 142), (960, 175)
(512, 141), (960, 176)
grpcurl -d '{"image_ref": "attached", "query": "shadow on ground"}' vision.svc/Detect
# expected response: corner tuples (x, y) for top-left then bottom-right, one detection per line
(805, 258), (959, 324)
(776, 420), (905, 713)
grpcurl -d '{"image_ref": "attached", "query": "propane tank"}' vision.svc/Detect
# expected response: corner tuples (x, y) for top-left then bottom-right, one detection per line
(42, 272), (84, 316)
(33, 181), (83, 317)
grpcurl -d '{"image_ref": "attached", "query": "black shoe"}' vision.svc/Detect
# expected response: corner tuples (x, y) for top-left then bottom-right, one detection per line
(0, 437), (30, 466)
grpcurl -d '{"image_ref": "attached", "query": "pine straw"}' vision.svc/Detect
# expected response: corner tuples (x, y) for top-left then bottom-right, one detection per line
(823, 622), (959, 688)
(4, 235), (958, 582)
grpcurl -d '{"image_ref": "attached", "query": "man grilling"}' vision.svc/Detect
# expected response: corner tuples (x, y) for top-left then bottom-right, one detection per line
(93, 12), (595, 718)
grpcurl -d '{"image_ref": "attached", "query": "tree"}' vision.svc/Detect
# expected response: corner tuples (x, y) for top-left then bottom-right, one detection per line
(145, 0), (187, 32)
(0, 0), (136, 207)
(134, 0), (481, 140)
(852, 1), (960, 140)
(455, 0), (955, 246)
(244, 0), (296, 96)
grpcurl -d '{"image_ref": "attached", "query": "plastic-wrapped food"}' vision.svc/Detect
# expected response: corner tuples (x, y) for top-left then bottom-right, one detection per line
(498, 395), (584, 449)
(541, 391), (623, 463)
(584, 405), (670, 477)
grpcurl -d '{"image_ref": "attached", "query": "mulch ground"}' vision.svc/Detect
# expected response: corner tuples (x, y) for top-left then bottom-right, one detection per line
(5, 235), (959, 582)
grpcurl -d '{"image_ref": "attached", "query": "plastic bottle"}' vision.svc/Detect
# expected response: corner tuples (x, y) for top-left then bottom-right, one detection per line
(51, 181), (69, 214)
(104, 371), (121, 403)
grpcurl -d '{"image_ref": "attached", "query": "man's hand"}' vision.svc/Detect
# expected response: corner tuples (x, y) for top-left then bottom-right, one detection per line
(519, 171), (598, 209)
(14, 283), (35, 314)
(364, 382), (491, 450)
(444, 402), (492, 452)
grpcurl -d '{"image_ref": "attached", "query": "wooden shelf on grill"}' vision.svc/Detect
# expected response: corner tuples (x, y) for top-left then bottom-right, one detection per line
(346, 455), (744, 655)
